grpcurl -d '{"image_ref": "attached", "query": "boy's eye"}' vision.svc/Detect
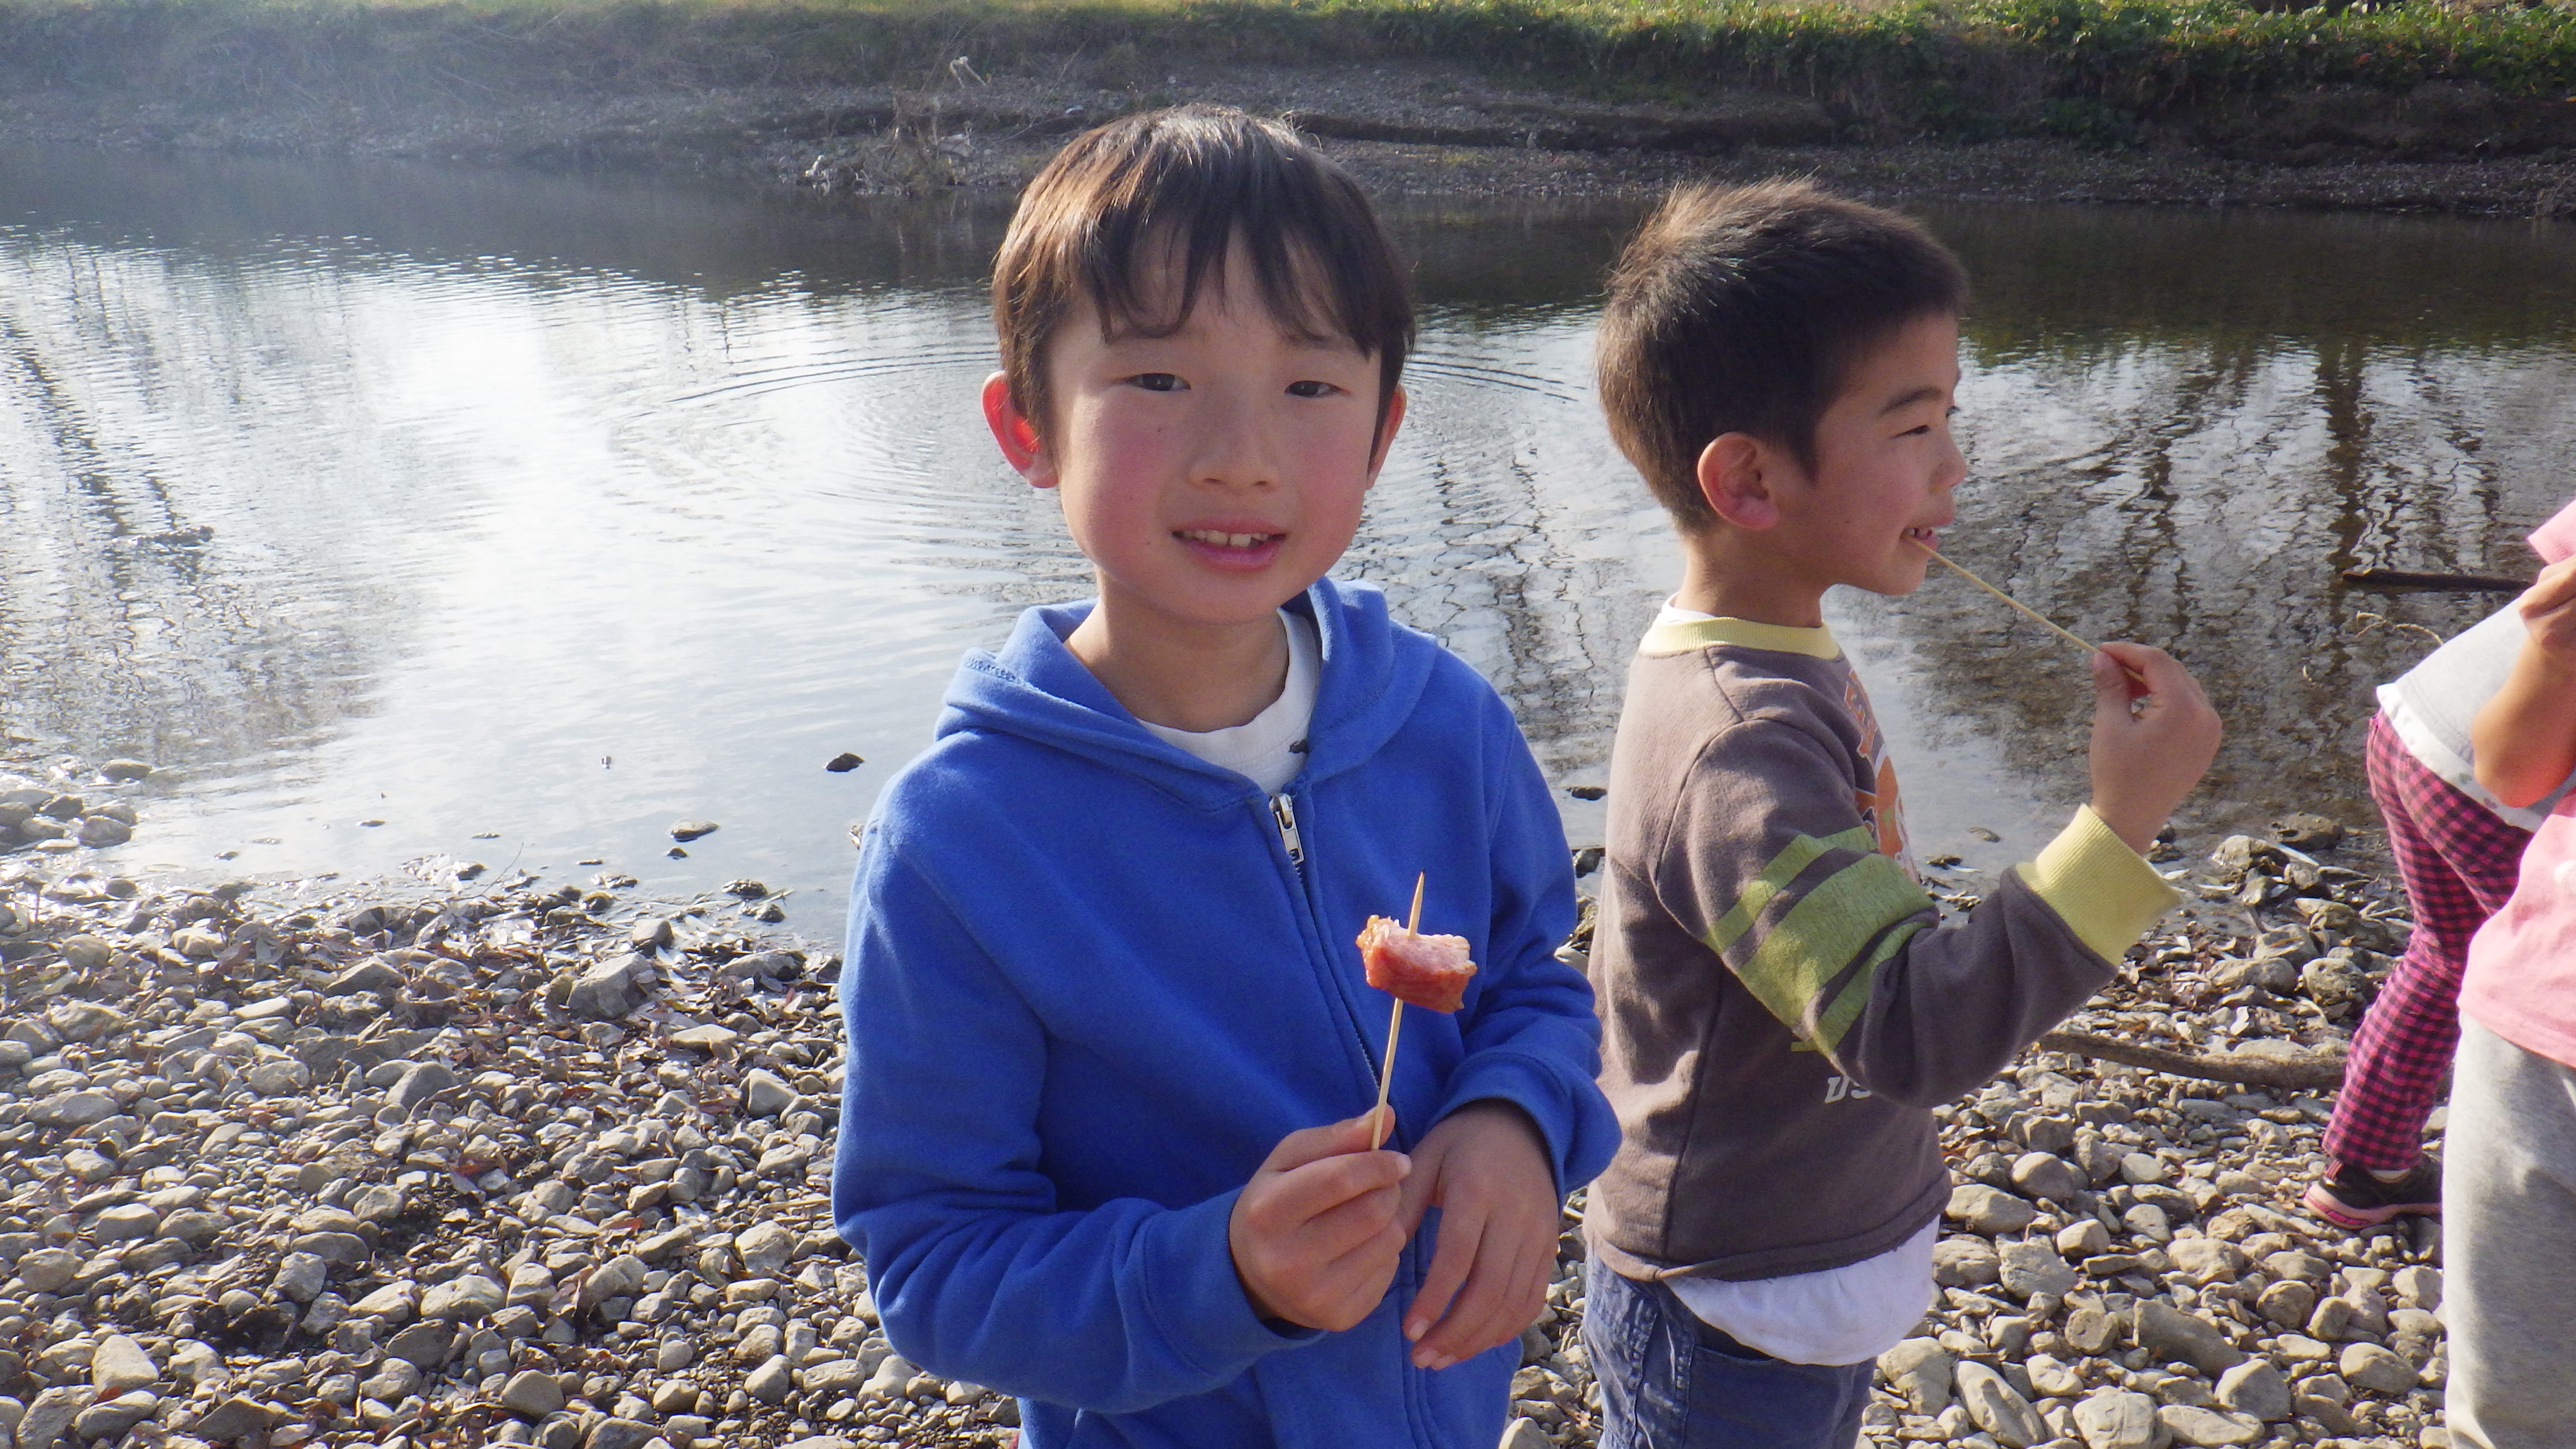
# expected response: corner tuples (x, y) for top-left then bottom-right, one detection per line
(1285, 380), (1338, 399)
(1130, 373), (1186, 392)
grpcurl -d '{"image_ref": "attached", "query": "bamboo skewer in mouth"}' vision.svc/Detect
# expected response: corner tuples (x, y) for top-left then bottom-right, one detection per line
(1911, 538), (2151, 690)
(1370, 873), (1425, 1150)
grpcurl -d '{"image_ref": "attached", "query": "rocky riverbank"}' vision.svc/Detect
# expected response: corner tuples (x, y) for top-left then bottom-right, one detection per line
(0, 746), (2441, 1449)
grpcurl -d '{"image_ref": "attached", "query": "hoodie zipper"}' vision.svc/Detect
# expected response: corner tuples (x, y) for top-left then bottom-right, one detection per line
(1268, 792), (1305, 875)
(1268, 788), (1404, 1163)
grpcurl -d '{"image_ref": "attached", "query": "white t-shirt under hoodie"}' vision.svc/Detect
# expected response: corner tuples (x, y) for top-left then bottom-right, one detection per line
(1139, 610), (1320, 794)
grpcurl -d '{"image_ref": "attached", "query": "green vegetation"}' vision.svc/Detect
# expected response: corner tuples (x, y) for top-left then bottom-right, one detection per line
(3, 0), (2574, 145)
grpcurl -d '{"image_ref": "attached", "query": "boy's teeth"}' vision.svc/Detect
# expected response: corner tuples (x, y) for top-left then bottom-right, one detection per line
(1181, 529), (1273, 548)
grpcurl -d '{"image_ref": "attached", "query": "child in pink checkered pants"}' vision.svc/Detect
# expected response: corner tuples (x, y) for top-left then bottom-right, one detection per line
(2308, 503), (2576, 1231)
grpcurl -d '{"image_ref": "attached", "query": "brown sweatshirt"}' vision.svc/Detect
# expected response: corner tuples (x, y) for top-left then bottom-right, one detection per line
(1584, 617), (2181, 1284)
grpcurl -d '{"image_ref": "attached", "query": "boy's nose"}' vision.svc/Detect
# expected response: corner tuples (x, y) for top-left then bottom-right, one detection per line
(1190, 391), (1280, 489)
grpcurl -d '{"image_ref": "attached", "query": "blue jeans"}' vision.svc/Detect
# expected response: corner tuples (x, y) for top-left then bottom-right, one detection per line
(1582, 1258), (1874, 1449)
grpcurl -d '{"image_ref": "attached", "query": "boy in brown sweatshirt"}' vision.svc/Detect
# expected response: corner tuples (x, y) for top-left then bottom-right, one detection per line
(1579, 182), (2224, 1448)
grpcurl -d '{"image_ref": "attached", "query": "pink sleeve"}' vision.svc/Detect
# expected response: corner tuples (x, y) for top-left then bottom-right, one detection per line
(2532, 496), (2576, 566)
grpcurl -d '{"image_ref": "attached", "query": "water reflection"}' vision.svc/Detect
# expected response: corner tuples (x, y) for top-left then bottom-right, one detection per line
(2, 146), (2572, 914)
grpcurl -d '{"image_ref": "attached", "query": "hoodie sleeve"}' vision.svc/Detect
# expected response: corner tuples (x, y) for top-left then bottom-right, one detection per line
(1428, 683), (1621, 1197)
(1655, 714), (2180, 1108)
(831, 830), (1312, 1414)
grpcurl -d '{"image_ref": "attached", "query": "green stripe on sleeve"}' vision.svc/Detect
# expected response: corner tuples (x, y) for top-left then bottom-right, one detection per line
(1807, 918), (1929, 1053)
(1702, 826), (1877, 956)
(1735, 853), (1934, 1039)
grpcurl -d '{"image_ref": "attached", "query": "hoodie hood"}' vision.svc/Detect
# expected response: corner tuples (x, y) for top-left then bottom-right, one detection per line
(934, 576), (1434, 808)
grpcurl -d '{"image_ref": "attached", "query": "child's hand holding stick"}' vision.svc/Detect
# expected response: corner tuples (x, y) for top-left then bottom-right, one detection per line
(1911, 539), (2220, 854)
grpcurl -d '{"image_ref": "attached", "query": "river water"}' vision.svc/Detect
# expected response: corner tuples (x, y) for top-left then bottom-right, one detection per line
(4, 144), (2573, 919)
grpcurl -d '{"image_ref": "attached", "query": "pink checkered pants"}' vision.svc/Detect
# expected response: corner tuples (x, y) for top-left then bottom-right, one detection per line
(2322, 714), (2535, 1173)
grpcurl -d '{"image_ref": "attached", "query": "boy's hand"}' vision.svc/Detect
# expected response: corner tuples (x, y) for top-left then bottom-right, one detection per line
(1229, 1111), (1411, 1332)
(1395, 1101), (1559, 1371)
(2085, 641), (2222, 855)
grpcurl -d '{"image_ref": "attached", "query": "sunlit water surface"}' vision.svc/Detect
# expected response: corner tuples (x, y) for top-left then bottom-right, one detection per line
(4, 146), (2573, 920)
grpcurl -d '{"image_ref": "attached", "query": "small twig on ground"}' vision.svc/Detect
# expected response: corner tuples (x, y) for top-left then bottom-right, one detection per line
(2039, 1029), (2346, 1092)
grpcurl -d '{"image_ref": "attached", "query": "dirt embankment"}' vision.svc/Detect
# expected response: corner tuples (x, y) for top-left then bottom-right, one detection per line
(0, 6), (2572, 216)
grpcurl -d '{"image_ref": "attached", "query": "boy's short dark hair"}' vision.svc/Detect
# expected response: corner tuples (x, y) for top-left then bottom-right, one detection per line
(1596, 179), (1968, 532)
(993, 105), (1415, 438)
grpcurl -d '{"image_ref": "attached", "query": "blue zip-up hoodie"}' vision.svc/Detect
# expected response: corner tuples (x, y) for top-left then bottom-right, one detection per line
(833, 577), (1618, 1449)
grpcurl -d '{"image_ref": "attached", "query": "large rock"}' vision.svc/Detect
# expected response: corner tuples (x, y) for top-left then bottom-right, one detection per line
(746, 1354), (797, 1404)
(568, 954), (655, 1020)
(273, 1251), (329, 1303)
(30, 1091), (117, 1128)
(158, 1208), (231, 1247)
(385, 1318), (457, 1370)
(801, 1357), (869, 1396)
(2255, 1278), (2317, 1329)
(91, 1204), (162, 1242)
(736, 1221), (797, 1277)
(72, 1391), (158, 1441)
(16, 1246), (82, 1292)
(421, 1274), (505, 1320)
(243, 1058), (312, 1095)
(743, 1068), (798, 1117)
(2010, 1151), (2085, 1204)
(45, 1000), (124, 1043)
(187, 1395), (281, 1442)
(581, 1253), (649, 1311)
(1945, 1183), (2037, 1236)
(1931, 1235), (2000, 1287)
(2134, 1299), (2246, 1375)
(329, 958), (409, 995)
(2072, 1390), (2160, 1449)
(1996, 1239), (2077, 1300)
(2214, 1360), (2290, 1421)
(2158, 1404), (2265, 1447)
(16, 1385), (97, 1449)
(500, 1368), (567, 1417)
(386, 1060), (460, 1111)
(1876, 1338), (1953, 1414)
(588, 1421), (660, 1449)
(1954, 1360), (2047, 1447)
(2341, 1341), (2419, 1396)
(89, 1334), (159, 1396)
(2166, 1237), (2246, 1284)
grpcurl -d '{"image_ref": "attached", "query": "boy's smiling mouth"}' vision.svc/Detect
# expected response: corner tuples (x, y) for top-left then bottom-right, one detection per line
(1176, 528), (1282, 550)
(1173, 525), (1289, 572)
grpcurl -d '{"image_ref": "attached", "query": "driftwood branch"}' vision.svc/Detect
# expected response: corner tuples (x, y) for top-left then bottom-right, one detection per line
(2039, 1030), (2346, 1092)
(2341, 568), (2528, 594)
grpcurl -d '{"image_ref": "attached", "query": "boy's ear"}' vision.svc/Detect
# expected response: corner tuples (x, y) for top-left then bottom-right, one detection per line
(1363, 385), (1409, 481)
(982, 372), (1055, 487)
(1696, 433), (1781, 531)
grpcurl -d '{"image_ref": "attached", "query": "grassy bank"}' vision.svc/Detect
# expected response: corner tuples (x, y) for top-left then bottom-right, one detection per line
(3, 0), (2574, 151)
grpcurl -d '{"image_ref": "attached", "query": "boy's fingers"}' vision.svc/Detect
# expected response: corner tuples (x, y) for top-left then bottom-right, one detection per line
(1258, 1113), (1390, 1176)
(1253, 1152), (1409, 1233)
(1404, 1206), (1480, 1346)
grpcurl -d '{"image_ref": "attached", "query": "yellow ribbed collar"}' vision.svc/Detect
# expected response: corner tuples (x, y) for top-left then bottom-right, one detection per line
(1640, 616), (1842, 660)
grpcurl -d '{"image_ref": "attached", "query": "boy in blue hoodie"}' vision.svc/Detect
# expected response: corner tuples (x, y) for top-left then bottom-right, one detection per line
(830, 106), (1619, 1448)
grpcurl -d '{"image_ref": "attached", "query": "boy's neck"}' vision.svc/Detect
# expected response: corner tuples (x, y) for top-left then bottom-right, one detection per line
(1068, 588), (1295, 735)
(1672, 532), (1829, 629)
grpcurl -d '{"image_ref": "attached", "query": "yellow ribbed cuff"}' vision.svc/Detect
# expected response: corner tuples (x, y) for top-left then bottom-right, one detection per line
(1640, 617), (1840, 660)
(2010, 806), (2183, 963)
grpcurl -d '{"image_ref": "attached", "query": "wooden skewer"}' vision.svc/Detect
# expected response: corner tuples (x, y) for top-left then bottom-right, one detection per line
(1914, 541), (2149, 686)
(1370, 873), (1426, 1149)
